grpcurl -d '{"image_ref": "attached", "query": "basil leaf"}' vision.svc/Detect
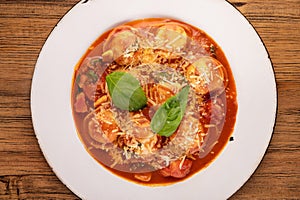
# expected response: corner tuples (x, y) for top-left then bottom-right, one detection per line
(150, 85), (190, 137)
(106, 71), (147, 111)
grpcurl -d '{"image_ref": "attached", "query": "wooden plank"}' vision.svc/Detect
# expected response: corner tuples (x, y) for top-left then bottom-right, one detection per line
(232, 150), (300, 199)
(0, 175), (78, 200)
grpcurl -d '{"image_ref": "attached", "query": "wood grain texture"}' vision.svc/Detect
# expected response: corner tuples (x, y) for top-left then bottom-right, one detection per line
(0, 0), (299, 199)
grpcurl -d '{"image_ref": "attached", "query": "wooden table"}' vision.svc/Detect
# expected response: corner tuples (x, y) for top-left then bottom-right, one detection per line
(0, 0), (299, 199)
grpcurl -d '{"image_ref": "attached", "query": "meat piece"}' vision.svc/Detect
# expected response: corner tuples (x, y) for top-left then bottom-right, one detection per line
(78, 74), (88, 88)
(82, 83), (97, 101)
(74, 92), (88, 113)
(159, 159), (192, 178)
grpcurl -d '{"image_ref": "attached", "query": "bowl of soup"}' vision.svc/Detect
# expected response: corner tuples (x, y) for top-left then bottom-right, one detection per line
(31, 0), (276, 199)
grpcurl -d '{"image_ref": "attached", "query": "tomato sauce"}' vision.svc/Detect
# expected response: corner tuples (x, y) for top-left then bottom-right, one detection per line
(71, 18), (237, 186)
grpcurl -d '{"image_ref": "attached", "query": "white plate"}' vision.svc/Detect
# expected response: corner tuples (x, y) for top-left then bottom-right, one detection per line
(31, 0), (277, 199)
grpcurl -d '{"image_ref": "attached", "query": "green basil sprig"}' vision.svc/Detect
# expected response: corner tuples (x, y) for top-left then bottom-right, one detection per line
(150, 85), (190, 137)
(106, 71), (147, 111)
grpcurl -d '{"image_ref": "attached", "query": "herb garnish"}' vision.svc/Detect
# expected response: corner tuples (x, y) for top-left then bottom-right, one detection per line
(150, 85), (190, 137)
(87, 70), (98, 83)
(106, 71), (147, 111)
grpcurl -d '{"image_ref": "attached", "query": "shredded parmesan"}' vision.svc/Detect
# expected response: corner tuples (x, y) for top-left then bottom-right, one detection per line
(179, 155), (187, 170)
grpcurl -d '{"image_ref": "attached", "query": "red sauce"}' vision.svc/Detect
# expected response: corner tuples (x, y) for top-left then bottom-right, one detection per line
(71, 18), (237, 186)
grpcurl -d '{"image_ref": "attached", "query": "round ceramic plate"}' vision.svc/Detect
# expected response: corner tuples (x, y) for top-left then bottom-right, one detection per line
(31, 0), (277, 199)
